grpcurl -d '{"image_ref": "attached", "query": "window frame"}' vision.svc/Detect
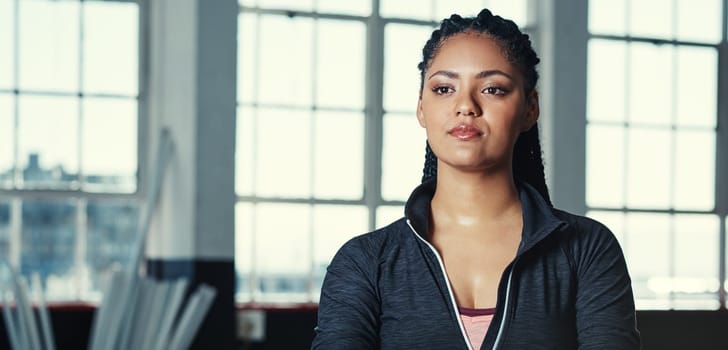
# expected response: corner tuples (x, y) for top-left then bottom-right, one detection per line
(235, 0), (534, 303)
(583, 0), (728, 309)
(0, 0), (147, 301)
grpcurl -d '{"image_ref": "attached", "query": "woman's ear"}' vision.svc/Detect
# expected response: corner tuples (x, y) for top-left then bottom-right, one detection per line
(521, 90), (540, 131)
(416, 98), (427, 128)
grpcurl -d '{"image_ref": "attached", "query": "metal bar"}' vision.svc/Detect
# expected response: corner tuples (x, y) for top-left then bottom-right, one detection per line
(715, 0), (728, 309)
(137, 0), (150, 204)
(74, 198), (87, 300)
(240, 6), (369, 21)
(587, 206), (720, 215)
(0, 189), (141, 200)
(587, 119), (717, 132)
(308, 13), (320, 303)
(0, 88), (138, 99)
(11, 0), (19, 189)
(237, 195), (405, 206)
(9, 198), (21, 269)
(78, 0), (86, 189)
(239, 4), (538, 31)
(364, 0), (384, 231)
(236, 101), (364, 113)
(589, 33), (720, 48)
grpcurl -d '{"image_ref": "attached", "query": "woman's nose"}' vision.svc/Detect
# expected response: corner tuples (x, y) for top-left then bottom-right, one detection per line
(456, 93), (481, 117)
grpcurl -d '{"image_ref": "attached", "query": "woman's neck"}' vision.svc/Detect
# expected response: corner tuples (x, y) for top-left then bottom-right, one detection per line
(431, 164), (521, 226)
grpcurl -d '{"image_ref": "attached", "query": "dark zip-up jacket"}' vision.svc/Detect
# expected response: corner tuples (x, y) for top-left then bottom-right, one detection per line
(312, 179), (641, 349)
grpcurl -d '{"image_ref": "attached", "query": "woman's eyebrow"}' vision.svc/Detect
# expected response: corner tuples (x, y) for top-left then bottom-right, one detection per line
(476, 69), (513, 80)
(428, 69), (513, 80)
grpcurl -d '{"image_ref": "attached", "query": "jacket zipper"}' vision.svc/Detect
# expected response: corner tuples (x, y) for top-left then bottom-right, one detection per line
(407, 219), (517, 350)
(491, 259), (516, 350)
(407, 220), (474, 350)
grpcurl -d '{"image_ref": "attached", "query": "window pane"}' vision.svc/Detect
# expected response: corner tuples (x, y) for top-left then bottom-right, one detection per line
(381, 0), (432, 20)
(588, 0), (627, 35)
(384, 24), (434, 113)
(19, 0), (79, 92)
(587, 40), (626, 123)
(626, 128), (671, 209)
(676, 47), (717, 128)
(672, 214), (719, 309)
(83, 1), (139, 96)
(433, 0), (529, 27)
(21, 200), (76, 301)
(624, 212), (671, 309)
(586, 124), (625, 207)
(376, 205), (404, 229)
(0, 94), (13, 186)
(382, 113), (426, 201)
(316, 20), (366, 109)
(674, 130), (715, 210)
(0, 202), (9, 261)
(238, 13), (257, 104)
(483, 0), (528, 27)
(257, 15), (313, 107)
(255, 203), (310, 302)
(18, 95), (79, 187)
(316, 0), (371, 16)
(81, 97), (137, 192)
(235, 202), (253, 301)
(313, 111), (363, 199)
(236, 106), (255, 196)
(628, 43), (672, 126)
(0, 0), (13, 89)
(255, 108), (311, 197)
(86, 201), (138, 300)
(629, 0), (672, 39)
(676, 0), (722, 43)
(434, 0), (485, 21)
(312, 205), (368, 300)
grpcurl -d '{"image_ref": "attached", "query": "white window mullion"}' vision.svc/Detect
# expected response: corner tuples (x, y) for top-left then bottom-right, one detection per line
(9, 197), (21, 269)
(715, 0), (728, 308)
(74, 198), (87, 300)
(364, 0), (384, 231)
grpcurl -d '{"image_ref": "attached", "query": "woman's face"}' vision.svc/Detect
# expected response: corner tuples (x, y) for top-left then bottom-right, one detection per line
(417, 32), (538, 175)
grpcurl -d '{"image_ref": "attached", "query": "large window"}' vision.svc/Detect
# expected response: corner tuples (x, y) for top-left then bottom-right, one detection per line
(0, 0), (141, 301)
(586, 0), (726, 309)
(235, 0), (529, 303)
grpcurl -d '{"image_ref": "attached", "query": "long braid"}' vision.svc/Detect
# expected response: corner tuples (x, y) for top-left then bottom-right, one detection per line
(422, 141), (438, 183)
(418, 8), (552, 206)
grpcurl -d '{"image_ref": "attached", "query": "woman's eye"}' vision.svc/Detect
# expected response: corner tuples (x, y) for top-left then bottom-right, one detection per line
(483, 86), (507, 95)
(432, 86), (452, 95)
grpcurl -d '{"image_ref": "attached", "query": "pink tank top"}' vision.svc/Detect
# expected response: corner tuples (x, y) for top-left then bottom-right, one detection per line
(459, 307), (496, 349)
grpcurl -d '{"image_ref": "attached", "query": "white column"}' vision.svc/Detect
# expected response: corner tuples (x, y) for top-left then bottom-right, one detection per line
(145, 0), (237, 347)
(146, 0), (236, 262)
(535, 0), (588, 214)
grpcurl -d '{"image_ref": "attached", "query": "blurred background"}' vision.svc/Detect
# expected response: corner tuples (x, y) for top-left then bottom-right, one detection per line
(1, 0), (727, 348)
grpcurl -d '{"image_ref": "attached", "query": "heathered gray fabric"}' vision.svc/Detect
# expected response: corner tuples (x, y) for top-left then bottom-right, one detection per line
(312, 179), (641, 350)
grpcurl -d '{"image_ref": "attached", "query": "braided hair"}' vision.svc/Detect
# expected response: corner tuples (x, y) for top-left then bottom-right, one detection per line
(418, 8), (551, 206)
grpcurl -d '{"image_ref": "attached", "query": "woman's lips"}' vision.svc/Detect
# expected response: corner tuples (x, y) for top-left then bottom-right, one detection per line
(448, 124), (483, 141)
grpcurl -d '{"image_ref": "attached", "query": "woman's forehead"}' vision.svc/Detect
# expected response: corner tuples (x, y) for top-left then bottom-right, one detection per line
(428, 33), (517, 77)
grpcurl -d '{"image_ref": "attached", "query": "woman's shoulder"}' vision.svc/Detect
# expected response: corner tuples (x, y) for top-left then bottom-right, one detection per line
(549, 208), (621, 249)
(333, 217), (414, 262)
(547, 208), (627, 268)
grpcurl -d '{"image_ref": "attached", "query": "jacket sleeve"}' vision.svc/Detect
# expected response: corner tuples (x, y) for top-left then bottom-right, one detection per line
(573, 219), (641, 349)
(311, 237), (381, 350)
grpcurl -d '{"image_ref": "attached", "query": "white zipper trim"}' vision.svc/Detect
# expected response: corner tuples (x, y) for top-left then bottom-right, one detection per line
(406, 220), (473, 350)
(491, 261), (516, 350)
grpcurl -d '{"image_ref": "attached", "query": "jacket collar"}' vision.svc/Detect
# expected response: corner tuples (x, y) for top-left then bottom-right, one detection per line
(404, 177), (567, 256)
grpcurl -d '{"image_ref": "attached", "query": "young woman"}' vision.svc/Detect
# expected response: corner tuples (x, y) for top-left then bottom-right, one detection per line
(312, 9), (640, 350)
